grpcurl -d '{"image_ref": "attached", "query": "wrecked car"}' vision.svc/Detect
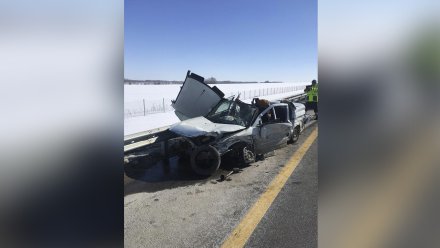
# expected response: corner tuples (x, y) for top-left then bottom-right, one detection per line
(168, 71), (306, 176)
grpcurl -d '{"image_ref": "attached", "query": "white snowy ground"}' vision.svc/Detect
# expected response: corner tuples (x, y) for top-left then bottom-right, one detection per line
(124, 83), (308, 118)
(124, 89), (306, 135)
(124, 83), (307, 102)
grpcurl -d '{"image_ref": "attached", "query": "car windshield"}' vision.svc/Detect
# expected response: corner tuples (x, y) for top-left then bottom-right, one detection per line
(205, 99), (257, 127)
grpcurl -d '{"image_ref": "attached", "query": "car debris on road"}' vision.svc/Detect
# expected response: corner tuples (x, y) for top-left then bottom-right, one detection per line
(219, 168), (243, 182)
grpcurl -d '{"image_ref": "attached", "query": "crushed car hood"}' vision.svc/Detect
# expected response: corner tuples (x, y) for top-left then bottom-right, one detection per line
(169, 116), (245, 138)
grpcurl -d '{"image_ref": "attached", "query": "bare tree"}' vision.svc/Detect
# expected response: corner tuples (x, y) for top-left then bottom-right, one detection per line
(205, 77), (217, 84)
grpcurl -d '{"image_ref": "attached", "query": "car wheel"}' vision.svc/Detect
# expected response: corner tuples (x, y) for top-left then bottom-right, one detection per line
(190, 145), (221, 176)
(241, 145), (255, 164)
(288, 126), (300, 144)
(178, 152), (191, 165)
(231, 143), (255, 165)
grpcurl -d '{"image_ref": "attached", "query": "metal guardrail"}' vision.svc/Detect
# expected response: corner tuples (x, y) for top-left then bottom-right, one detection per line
(124, 92), (308, 153)
(124, 126), (170, 145)
(285, 93), (307, 102)
(124, 126), (175, 153)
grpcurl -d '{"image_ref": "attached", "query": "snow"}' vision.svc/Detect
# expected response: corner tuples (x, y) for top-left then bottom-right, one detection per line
(124, 83), (307, 102)
(124, 82), (308, 118)
(124, 87), (307, 136)
(240, 90), (306, 104)
(124, 112), (180, 135)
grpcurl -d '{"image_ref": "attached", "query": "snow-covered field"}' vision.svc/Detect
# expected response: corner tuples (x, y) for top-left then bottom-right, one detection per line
(125, 83), (307, 102)
(124, 82), (307, 135)
(124, 89), (306, 135)
(125, 83), (307, 117)
(124, 83), (308, 135)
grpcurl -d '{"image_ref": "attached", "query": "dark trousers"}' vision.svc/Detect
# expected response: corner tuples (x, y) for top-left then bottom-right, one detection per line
(306, 102), (318, 114)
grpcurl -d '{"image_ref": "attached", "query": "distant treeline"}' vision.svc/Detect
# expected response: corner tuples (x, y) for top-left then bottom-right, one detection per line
(124, 79), (284, 85)
(124, 79), (183, 85)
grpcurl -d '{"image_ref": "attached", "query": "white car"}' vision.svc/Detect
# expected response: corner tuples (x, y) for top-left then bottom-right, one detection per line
(168, 71), (306, 176)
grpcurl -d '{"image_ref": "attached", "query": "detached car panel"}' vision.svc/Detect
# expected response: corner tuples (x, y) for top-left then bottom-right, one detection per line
(171, 71), (225, 120)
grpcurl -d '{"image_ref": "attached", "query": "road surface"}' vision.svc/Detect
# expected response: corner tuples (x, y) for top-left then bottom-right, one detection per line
(124, 123), (317, 248)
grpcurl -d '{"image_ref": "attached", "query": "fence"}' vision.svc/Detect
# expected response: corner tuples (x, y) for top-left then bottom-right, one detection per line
(124, 85), (306, 119)
(226, 85), (305, 101)
(124, 98), (174, 119)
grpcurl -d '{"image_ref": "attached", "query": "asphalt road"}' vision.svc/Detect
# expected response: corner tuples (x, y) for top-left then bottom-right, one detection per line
(245, 140), (317, 248)
(124, 123), (317, 248)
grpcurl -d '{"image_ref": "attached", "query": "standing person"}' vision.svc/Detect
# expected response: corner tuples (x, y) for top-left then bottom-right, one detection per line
(304, 79), (318, 119)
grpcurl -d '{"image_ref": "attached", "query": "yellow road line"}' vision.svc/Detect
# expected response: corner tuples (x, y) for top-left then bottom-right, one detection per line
(221, 128), (318, 248)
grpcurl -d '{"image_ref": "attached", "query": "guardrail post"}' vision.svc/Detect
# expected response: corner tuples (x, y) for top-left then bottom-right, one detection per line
(161, 140), (170, 174)
(163, 98), (165, 113)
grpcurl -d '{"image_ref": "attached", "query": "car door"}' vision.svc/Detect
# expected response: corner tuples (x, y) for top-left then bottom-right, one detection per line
(171, 71), (225, 120)
(253, 105), (292, 154)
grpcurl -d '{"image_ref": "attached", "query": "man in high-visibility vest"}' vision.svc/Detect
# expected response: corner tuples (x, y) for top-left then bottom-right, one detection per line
(304, 79), (318, 119)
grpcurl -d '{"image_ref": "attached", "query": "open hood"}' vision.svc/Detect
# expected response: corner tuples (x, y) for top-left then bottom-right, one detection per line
(171, 71), (225, 120)
(169, 116), (245, 138)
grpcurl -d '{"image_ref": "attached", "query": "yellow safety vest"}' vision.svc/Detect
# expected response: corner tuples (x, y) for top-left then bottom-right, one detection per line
(307, 85), (318, 102)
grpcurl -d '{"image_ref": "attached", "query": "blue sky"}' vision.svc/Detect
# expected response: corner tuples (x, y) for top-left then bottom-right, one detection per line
(125, 0), (317, 82)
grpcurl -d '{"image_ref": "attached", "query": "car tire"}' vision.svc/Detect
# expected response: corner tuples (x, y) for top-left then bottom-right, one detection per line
(190, 145), (221, 176)
(230, 143), (255, 165)
(288, 126), (300, 144)
(242, 146), (256, 164)
(178, 152), (191, 165)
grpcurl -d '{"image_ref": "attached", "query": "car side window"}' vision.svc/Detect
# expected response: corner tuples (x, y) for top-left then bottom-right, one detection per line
(274, 106), (288, 123)
(261, 108), (275, 124)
